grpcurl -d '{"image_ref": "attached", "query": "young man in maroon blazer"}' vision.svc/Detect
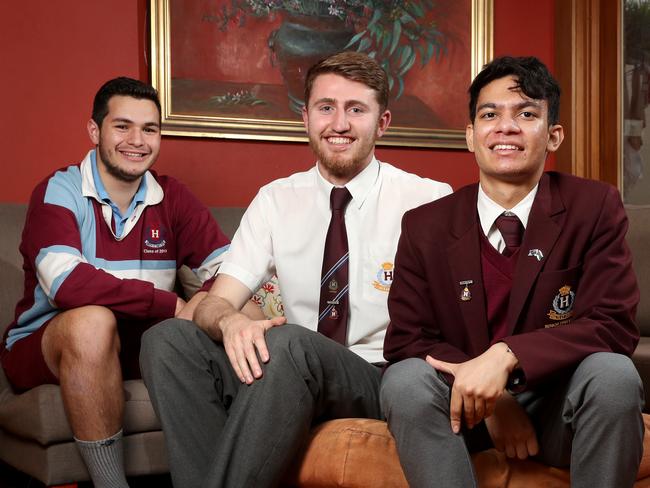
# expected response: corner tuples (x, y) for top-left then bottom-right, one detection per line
(381, 56), (644, 488)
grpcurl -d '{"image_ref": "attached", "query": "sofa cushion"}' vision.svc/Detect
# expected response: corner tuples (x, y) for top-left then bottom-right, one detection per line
(0, 379), (159, 445)
(0, 430), (168, 485)
(288, 416), (650, 487)
(252, 275), (284, 318)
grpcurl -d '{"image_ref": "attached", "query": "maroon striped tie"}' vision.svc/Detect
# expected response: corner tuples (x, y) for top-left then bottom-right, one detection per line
(318, 187), (352, 344)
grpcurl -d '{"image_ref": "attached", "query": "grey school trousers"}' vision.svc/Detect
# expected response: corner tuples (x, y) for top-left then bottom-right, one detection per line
(380, 353), (645, 488)
(139, 319), (382, 488)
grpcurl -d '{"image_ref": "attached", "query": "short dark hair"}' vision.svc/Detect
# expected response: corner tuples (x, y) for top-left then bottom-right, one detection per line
(92, 77), (161, 126)
(304, 51), (389, 112)
(468, 56), (560, 125)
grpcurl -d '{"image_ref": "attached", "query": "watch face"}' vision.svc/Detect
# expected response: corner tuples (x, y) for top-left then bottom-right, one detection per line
(506, 368), (527, 394)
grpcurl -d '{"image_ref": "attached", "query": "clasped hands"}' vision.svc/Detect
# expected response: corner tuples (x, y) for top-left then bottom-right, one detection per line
(426, 342), (539, 459)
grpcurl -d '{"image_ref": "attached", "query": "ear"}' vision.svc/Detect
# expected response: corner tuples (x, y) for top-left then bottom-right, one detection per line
(376, 110), (392, 138)
(465, 124), (475, 152)
(301, 105), (309, 131)
(546, 124), (564, 153)
(87, 119), (100, 145)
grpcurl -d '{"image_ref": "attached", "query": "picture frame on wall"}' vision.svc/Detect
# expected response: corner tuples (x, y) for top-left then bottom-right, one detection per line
(150, 0), (493, 148)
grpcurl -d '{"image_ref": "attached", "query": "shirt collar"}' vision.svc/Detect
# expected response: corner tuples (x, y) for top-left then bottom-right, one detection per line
(477, 183), (538, 237)
(316, 157), (380, 210)
(90, 149), (111, 203)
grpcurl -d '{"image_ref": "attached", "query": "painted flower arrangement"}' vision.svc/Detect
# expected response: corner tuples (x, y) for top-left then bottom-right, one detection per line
(214, 0), (446, 99)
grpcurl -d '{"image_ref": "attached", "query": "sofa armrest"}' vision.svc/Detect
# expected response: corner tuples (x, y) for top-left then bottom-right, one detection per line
(0, 256), (23, 397)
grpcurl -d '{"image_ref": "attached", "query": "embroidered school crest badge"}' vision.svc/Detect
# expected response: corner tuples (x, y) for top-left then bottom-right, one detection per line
(372, 262), (394, 292)
(328, 278), (339, 292)
(144, 226), (167, 249)
(547, 285), (575, 321)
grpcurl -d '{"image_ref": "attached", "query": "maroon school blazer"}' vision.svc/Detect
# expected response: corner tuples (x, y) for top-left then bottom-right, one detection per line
(384, 171), (639, 388)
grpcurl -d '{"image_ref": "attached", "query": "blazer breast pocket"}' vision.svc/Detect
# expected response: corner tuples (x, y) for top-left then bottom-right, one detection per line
(527, 264), (582, 329)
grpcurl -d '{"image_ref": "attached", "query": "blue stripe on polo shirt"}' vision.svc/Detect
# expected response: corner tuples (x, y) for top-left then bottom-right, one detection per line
(35, 246), (83, 299)
(7, 285), (59, 349)
(35, 245), (82, 266)
(44, 166), (84, 210)
(50, 268), (76, 299)
(6, 309), (58, 350)
(42, 164), (101, 263)
(192, 244), (230, 272)
(91, 258), (177, 271)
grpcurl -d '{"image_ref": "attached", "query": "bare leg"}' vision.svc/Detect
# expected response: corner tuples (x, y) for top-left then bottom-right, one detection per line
(42, 305), (123, 438)
(42, 305), (128, 487)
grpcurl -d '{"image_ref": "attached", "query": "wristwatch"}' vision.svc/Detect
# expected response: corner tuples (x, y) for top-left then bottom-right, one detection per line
(506, 367), (527, 394)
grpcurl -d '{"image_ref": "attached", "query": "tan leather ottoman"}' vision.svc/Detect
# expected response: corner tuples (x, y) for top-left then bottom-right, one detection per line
(287, 415), (650, 487)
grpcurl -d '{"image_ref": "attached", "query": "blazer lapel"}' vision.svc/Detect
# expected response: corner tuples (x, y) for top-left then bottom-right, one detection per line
(447, 186), (491, 353)
(507, 174), (565, 333)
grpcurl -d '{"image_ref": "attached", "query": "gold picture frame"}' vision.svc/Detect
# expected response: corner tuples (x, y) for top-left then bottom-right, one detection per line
(150, 0), (493, 148)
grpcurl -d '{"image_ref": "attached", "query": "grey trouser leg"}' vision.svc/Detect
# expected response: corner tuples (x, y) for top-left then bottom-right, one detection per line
(381, 353), (644, 488)
(524, 352), (645, 488)
(140, 319), (241, 488)
(381, 358), (477, 488)
(140, 319), (382, 488)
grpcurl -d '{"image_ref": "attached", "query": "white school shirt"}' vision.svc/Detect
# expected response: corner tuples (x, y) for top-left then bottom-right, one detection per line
(219, 158), (452, 363)
(477, 183), (538, 253)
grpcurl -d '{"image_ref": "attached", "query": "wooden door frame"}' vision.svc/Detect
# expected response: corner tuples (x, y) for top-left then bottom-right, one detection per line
(555, 0), (622, 187)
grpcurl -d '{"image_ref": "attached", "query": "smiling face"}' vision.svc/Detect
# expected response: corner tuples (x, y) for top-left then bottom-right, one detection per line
(87, 95), (161, 184)
(466, 75), (563, 194)
(302, 73), (391, 186)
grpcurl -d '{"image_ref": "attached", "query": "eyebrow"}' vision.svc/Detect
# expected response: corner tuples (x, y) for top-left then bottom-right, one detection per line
(313, 97), (336, 106)
(110, 117), (160, 128)
(477, 100), (543, 112)
(312, 97), (371, 110)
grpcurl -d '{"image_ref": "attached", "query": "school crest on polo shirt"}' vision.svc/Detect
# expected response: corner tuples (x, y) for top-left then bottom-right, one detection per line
(143, 225), (168, 254)
(372, 262), (394, 292)
(547, 284), (575, 322)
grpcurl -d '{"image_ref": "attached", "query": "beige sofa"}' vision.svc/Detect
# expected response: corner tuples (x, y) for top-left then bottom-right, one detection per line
(1, 202), (650, 487)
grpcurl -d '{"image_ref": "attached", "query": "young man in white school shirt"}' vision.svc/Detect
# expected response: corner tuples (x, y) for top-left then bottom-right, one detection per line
(140, 51), (452, 488)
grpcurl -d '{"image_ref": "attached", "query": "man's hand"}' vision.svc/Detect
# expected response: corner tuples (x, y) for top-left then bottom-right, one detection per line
(194, 274), (287, 384)
(426, 342), (518, 433)
(220, 311), (286, 384)
(485, 392), (539, 459)
(174, 297), (188, 318)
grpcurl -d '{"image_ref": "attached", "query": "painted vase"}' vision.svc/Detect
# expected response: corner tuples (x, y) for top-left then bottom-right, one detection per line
(270, 15), (355, 113)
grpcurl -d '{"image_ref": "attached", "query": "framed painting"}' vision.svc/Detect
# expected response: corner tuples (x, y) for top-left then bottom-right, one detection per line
(150, 0), (493, 148)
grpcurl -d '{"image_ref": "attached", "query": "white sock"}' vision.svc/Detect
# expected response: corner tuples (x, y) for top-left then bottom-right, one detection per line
(75, 429), (129, 488)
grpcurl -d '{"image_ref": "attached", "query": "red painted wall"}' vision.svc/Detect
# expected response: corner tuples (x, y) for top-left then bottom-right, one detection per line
(0, 1), (555, 206)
